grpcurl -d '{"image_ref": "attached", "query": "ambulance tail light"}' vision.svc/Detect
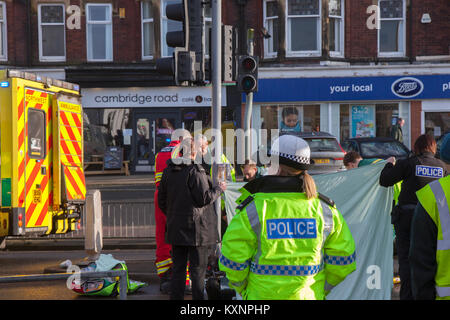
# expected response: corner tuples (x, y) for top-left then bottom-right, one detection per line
(11, 208), (26, 235)
(18, 213), (23, 227)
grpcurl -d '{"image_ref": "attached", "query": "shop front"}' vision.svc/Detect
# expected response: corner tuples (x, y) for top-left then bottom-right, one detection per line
(81, 85), (236, 173)
(421, 99), (450, 137)
(249, 66), (450, 155)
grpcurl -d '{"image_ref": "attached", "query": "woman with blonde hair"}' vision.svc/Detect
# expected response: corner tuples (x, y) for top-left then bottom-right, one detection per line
(219, 135), (356, 300)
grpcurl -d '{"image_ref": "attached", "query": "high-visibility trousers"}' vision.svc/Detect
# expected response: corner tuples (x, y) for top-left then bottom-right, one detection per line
(154, 188), (173, 278)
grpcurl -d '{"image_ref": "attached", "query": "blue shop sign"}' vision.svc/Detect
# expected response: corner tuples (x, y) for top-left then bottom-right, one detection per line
(253, 74), (450, 102)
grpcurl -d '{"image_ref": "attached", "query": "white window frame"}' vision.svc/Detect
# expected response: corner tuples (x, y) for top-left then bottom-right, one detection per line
(0, 2), (7, 61)
(86, 3), (113, 62)
(286, 0), (322, 57)
(38, 3), (65, 62)
(329, 0), (344, 57)
(378, 0), (406, 58)
(263, 0), (278, 58)
(141, 1), (154, 60)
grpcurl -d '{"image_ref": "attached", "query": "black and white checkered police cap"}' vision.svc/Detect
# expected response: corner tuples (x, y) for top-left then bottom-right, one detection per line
(270, 135), (313, 170)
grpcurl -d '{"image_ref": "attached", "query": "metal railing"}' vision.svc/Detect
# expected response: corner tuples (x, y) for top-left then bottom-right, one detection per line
(0, 270), (128, 300)
(50, 200), (155, 239)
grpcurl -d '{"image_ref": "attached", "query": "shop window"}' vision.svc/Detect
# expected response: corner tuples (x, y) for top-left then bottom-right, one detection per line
(340, 103), (399, 141)
(83, 109), (131, 162)
(137, 118), (150, 160)
(303, 105), (321, 132)
(141, 1), (155, 59)
(375, 104), (398, 137)
(260, 104), (320, 146)
(339, 104), (350, 142)
(38, 4), (65, 61)
(181, 107), (236, 133)
(425, 112), (450, 138)
(155, 117), (176, 155)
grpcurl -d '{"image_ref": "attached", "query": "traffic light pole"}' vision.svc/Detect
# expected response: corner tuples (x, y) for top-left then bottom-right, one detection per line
(211, 0), (222, 242)
(244, 29), (254, 161)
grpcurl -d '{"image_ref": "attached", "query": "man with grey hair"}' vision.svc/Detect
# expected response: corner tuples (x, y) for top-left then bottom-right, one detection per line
(194, 134), (211, 172)
(158, 137), (226, 300)
(154, 128), (191, 293)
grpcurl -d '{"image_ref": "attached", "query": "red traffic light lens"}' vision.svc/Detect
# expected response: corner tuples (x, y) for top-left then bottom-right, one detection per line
(241, 57), (256, 71)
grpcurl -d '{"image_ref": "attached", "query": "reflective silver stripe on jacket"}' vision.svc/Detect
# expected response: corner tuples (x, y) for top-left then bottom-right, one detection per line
(320, 200), (334, 244)
(429, 180), (450, 250)
(246, 201), (263, 263)
(436, 285), (450, 298)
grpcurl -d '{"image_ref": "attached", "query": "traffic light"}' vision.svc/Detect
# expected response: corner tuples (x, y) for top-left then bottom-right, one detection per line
(175, 49), (196, 84)
(187, 0), (205, 85)
(156, 1), (188, 85)
(236, 55), (259, 93)
(165, 1), (188, 50)
(205, 25), (238, 83)
(222, 25), (234, 82)
(156, 0), (205, 86)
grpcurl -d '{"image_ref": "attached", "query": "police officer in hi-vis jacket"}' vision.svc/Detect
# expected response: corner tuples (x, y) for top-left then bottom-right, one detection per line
(380, 134), (448, 300)
(410, 133), (450, 300)
(219, 135), (356, 300)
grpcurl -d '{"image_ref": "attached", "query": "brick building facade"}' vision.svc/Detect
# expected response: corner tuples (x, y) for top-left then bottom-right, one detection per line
(0, 0), (448, 170)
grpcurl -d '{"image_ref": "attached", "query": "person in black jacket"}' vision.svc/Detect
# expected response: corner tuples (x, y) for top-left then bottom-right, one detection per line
(158, 138), (226, 300)
(379, 134), (448, 300)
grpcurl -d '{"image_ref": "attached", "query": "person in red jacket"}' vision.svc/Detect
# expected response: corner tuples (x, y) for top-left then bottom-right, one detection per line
(154, 130), (190, 293)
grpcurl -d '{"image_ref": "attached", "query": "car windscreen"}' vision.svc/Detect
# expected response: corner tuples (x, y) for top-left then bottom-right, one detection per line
(360, 141), (408, 158)
(305, 138), (342, 152)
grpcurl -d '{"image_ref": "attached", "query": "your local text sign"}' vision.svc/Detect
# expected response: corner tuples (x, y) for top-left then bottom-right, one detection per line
(82, 87), (227, 108)
(254, 74), (450, 102)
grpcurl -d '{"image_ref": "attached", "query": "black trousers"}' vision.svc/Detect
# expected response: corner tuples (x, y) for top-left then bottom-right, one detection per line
(170, 245), (209, 300)
(393, 207), (414, 300)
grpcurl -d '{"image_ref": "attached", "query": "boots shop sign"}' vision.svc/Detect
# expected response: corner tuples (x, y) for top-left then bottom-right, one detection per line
(253, 74), (450, 102)
(82, 87), (227, 108)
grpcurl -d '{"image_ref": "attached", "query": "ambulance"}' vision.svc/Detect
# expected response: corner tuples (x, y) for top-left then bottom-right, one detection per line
(0, 70), (86, 243)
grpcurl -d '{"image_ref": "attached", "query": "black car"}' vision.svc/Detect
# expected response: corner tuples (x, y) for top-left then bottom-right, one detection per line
(341, 137), (412, 160)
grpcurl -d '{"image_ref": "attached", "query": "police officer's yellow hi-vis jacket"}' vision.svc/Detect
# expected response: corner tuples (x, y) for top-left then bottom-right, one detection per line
(219, 176), (356, 300)
(415, 175), (450, 300)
